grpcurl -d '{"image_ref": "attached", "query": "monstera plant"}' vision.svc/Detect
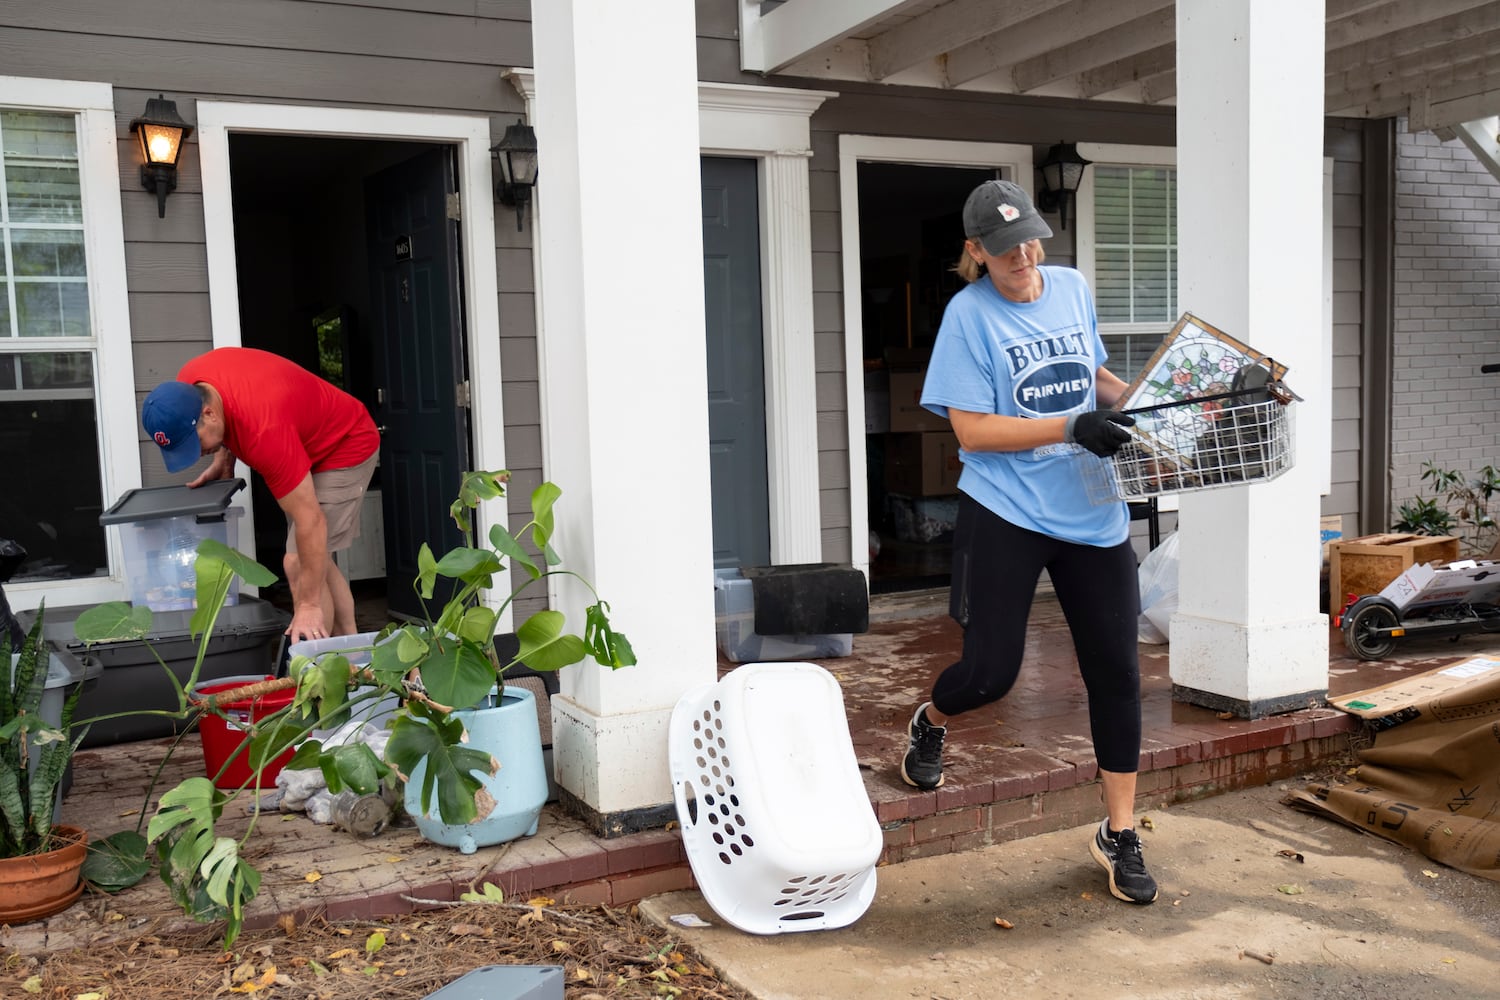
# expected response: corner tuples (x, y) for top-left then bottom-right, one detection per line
(73, 471), (634, 946)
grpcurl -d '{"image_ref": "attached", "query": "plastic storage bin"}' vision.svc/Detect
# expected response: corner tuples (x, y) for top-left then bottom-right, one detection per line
(422, 964), (563, 1000)
(10, 644), (102, 803)
(99, 478), (248, 612)
(669, 661), (882, 934)
(713, 568), (854, 663)
(33, 597), (290, 748)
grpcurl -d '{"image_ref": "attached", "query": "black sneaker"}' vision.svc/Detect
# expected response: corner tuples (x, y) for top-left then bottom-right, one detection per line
(1090, 819), (1158, 904)
(900, 702), (945, 790)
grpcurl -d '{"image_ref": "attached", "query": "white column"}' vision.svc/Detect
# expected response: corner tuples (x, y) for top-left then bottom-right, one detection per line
(532, 2), (718, 820)
(760, 150), (823, 564)
(1171, 0), (1330, 715)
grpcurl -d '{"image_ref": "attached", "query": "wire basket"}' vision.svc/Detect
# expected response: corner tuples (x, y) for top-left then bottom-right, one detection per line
(1085, 396), (1296, 504)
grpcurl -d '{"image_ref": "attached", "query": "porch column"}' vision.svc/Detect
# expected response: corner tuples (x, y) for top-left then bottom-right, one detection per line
(1170, 0), (1330, 715)
(531, 2), (717, 827)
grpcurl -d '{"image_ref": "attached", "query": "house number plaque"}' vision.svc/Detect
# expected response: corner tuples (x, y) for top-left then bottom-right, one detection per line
(394, 235), (412, 261)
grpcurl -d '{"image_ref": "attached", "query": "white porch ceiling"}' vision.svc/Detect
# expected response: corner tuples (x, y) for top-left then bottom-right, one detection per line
(741, 0), (1500, 132)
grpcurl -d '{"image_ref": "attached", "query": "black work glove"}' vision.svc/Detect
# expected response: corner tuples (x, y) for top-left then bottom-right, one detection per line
(1065, 409), (1136, 457)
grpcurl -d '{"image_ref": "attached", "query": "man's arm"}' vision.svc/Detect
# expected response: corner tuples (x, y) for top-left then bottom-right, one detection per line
(185, 446), (236, 488)
(277, 473), (330, 642)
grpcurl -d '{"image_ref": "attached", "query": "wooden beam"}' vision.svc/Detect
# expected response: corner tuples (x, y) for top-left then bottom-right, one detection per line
(943, 0), (1171, 89)
(1335, 62), (1500, 119)
(1327, 31), (1500, 107)
(742, 0), (912, 74)
(1076, 43), (1175, 100)
(1325, 0), (1497, 50)
(1010, 6), (1173, 93)
(1326, 5), (1500, 74)
(867, 0), (1061, 81)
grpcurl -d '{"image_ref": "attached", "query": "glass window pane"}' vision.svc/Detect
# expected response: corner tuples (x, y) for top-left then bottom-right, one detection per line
(0, 280), (9, 337)
(1, 111), (83, 226)
(1095, 246), (1133, 322)
(1094, 163), (1177, 333)
(0, 351), (106, 582)
(11, 229), (86, 276)
(15, 280), (89, 337)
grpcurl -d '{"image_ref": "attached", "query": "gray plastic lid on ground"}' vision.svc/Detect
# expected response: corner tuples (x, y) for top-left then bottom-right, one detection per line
(98, 477), (247, 525)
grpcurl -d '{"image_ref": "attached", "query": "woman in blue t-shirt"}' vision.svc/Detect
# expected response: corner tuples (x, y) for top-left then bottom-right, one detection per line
(899, 178), (1158, 905)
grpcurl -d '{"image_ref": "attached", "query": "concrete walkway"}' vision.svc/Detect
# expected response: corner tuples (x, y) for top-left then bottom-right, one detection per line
(641, 781), (1500, 1000)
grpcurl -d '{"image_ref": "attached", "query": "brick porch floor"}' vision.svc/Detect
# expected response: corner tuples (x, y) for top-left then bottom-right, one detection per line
(4, 589), (1475, 955)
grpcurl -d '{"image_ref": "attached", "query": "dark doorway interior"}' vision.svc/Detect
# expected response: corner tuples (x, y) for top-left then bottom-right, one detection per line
(858, 162), (996, 594)
(224, 133), (449, 613)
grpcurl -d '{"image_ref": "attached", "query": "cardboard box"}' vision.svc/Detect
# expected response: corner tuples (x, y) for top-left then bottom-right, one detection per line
(885, 431), (962, 496)
(1378, 558), (1500, 614)
(1328, 533), (1460, 602)
(888, 370), (950, 433)
(1331, 653), (1500, 731)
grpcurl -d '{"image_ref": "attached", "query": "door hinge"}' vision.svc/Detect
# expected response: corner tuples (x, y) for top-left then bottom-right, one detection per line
(455, 380), (471, 408)
(446, 193), (461, 221)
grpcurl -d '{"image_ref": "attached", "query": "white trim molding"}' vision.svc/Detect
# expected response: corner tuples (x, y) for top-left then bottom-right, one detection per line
(509, 72), (835, 565)
(195, 101), (507, 619)
(838, 134), (1034, 577)
(0, 75), (138, 611)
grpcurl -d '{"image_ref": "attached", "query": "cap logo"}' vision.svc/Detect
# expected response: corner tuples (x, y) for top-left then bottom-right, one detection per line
(154, 430), (171, 446)
(998, 203), (1021, 222)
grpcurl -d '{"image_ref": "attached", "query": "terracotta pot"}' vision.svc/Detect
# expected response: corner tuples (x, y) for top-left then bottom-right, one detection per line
(0, 825), (88, 925)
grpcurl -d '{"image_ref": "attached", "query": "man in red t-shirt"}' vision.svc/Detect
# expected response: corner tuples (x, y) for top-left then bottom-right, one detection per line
(141, 347), (380, 642)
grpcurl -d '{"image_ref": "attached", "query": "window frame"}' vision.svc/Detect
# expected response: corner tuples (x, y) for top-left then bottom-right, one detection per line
(1, 75), (139, 612)
(1074, 143), (1179, 354)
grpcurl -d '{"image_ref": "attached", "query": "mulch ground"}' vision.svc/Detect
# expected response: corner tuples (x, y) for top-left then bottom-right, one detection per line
(1, 894), (757, 999)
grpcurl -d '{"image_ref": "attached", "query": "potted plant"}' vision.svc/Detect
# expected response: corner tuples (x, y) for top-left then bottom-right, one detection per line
(0, 606), (91, 925)
(68, 470), (632, 947)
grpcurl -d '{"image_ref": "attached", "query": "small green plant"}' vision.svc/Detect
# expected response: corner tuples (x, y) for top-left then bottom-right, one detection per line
(0, 606), (86, 859)
(69, 471), (633, 947)
(1392, 459), (1500, 558)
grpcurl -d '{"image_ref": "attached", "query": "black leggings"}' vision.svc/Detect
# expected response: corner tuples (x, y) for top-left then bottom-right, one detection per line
(932, 493), (1143, 774)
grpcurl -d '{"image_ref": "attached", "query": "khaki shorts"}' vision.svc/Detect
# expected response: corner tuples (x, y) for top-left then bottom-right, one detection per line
(285, 452), (378, 554)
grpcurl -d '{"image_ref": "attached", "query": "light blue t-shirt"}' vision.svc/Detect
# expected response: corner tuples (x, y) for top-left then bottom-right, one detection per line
(920, 265), (1128, 547)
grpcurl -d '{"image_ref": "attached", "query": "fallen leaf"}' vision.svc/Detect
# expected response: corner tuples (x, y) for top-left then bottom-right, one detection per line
(552, 940), (571, 953)
(1276, 849), (1305, 863)
(1422, 869), (1439, 879)
(73, 994), (105, 1000)
(1276, 884), (1305, 895)
(327, 948), (358, 960)
(460, 883), (505, 904)
(304, 870), (323, 883)
(117, 808), (140, 817)
(449, 923), (488, 937)
(1139, 816), (1155, 831)
(228, 967), (278, 993)
(278, 914), (296, 936)
(1217, 711), (1235, 720)
(1080, 892), (1093, 900)
(1172, 899), (1182, 906)
(1443, 957), (1457, 964)
(664, 819), (679, 831)
(386, 855), (403, 862)
(20, 975), (41, 994)
(994, 917), (1014, 929)
(231, 960), (259, 983)
(365, 931), (385, 954)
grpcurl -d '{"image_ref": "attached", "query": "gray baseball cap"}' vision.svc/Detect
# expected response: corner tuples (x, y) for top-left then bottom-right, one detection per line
(962, 179), (1053, 256)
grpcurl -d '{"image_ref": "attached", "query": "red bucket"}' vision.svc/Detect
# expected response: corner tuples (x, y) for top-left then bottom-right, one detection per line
(192, 674), (297, 789)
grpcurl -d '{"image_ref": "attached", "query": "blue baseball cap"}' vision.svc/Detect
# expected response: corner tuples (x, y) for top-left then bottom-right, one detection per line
(141, 381), (204, 474)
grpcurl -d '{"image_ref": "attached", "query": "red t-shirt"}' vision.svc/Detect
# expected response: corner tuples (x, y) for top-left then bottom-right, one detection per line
(178, 348), (379, 500)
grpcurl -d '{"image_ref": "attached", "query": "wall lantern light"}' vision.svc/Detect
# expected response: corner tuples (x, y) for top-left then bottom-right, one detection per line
(1036, 141), (1092, 231)
(129, 95), (193, 219)
(490, 119), (539, 232)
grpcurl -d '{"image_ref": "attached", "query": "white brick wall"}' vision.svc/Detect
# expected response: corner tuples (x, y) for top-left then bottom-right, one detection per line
(1391, 123), (1500, 521)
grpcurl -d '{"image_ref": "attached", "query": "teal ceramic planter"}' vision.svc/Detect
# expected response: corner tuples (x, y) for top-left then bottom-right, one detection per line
(404, 686), (547, 854)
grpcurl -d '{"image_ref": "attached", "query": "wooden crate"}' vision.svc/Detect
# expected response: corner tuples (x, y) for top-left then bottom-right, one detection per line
(1328, 533), (1460, 602)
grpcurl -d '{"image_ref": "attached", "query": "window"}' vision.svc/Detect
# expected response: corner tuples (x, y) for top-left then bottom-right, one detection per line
(0, 78), (137, 609)
(1074, 145), (1177, 382)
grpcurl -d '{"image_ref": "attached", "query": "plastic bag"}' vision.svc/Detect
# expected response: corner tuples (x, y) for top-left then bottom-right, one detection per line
(1137, 531), (1179, 644)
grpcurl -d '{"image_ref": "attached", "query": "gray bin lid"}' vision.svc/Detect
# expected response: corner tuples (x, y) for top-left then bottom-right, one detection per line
(99, 478), (246, 526)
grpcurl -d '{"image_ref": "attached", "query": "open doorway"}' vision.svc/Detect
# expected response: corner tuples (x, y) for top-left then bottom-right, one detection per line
(223, 133), (471, 623)
(858, 162), (996, 593)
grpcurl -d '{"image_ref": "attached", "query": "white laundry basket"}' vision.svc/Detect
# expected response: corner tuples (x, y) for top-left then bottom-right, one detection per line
(669, 661), (882, 934)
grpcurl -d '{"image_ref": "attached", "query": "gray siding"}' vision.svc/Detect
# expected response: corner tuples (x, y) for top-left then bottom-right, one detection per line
(1327, 120), (1365, 537)
(1390, 124), (1500, 546)
(0, 0), (542, 615)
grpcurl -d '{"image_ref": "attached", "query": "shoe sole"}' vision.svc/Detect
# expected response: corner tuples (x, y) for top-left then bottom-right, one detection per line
(899, 761), (944, 790)
(1089, 836), (1158, 904)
